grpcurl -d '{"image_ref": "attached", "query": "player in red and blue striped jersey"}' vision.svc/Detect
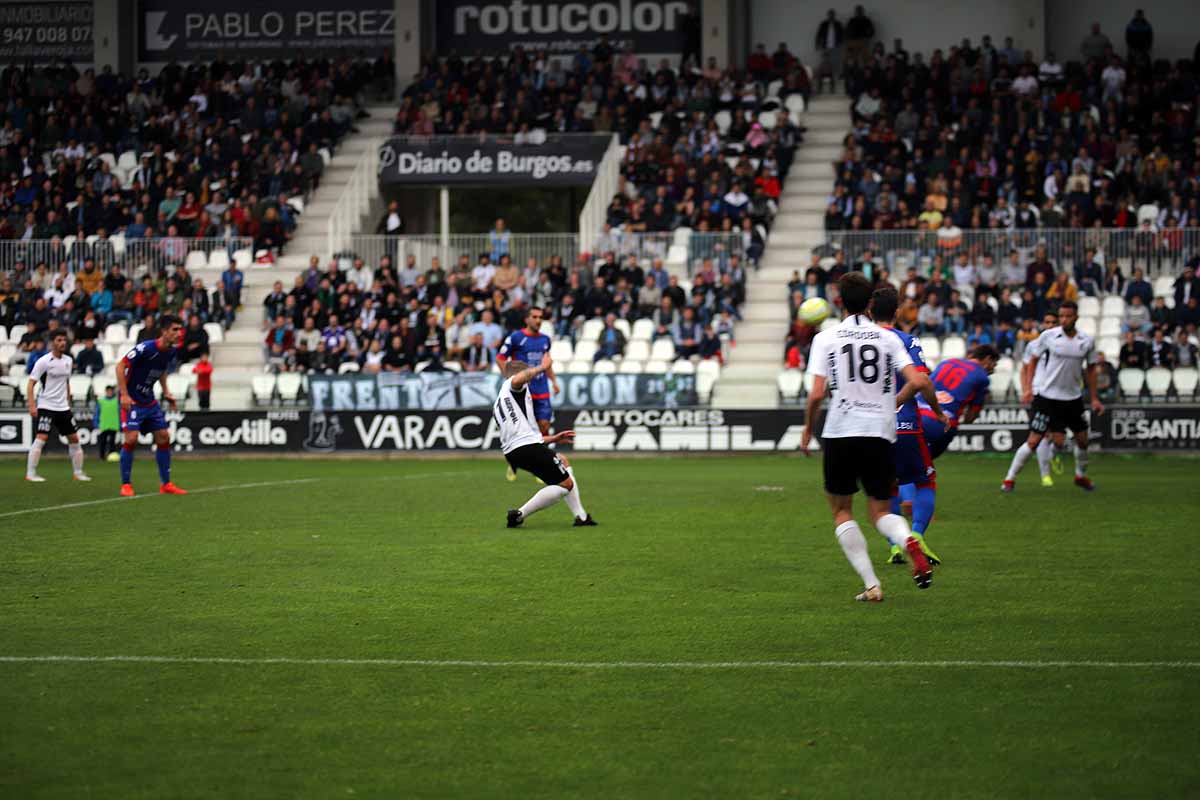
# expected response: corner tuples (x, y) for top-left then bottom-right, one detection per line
(869, 287), (944, 566)
(114, 314), (188, 498)
(496, 306), (558, 481)
(892, 345), (999, 563)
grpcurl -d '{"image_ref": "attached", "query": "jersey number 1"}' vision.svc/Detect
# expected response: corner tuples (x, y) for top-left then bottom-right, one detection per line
(841, 343), (880, 384)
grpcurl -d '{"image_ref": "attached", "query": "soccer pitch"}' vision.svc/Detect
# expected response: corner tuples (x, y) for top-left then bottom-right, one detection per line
(1, 453), (1197, 798)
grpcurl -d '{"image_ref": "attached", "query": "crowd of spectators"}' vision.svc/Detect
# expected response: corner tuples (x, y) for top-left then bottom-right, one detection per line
(259, 226), (747, 375)
(828, 15), (1200, 245)
(0, 56), (382, 274)
(0, 56), (390, 384)
(398, 42), (808, 239)
(784, 243), (1200, 386)
(0, 255), (247, 381)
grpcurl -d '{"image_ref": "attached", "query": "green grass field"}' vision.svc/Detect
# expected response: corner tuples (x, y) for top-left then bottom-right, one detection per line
(1, 452), (1198, 799)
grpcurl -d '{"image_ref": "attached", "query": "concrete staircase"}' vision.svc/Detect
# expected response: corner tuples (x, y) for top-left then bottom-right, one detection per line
(187, 105), (394, 405)
(711, 94), (848, 408)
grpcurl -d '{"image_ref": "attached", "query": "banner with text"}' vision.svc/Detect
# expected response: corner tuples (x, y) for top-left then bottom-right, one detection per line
(307, 372), (697, 411)
(378, 136), (609, 187)
(0, 2), (92, 63)
(434, 0), (695, 55)
(138, 0), (393, 62)
(5, 405), (1195, 454)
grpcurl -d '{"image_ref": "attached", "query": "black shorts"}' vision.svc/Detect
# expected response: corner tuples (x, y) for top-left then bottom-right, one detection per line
(823, 436), (895, 500)
(505, 443), (570, 485)
(36, 409), (77, 437)
(1029, 395), (1087, 435)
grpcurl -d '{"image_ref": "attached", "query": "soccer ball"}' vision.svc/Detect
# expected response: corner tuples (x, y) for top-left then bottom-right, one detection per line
(798, 297), (831, 326)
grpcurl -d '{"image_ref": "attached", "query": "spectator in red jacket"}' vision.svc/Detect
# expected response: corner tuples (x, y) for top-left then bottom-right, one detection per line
(264, 314), (295, 353)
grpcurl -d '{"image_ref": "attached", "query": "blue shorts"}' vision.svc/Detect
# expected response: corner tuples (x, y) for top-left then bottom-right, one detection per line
(532, 395), (553, 422)
(924, 417), (956, 460)
(121, 402), (168, 434)
(892, 430), (936, 488)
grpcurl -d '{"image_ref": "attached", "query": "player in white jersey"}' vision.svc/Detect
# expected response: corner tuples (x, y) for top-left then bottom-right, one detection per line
(25, 330), (91, 482)
(495, 352), (596, 529)
(801, 273), (950, 601)
(1002, 301), (1104, 492)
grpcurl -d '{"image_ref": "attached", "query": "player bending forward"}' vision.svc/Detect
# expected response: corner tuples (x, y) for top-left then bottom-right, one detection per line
(114, 314), (188, 497)
(496, 305), (558, 481)
(801, 273), (950, 602)
(25, 330), (91, 482)
(496, 352), (595, 528)
(1002, 301), (1103, 492)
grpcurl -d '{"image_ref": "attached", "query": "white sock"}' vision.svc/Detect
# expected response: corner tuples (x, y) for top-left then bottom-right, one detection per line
(1074, 441), (1089, 477)
(69, 442), (85, 474)
(519, 485), (568, 518)
(564, 467), (587, 519)
(1006, 442), (1034, 481)
(26, 438), (45, 476)
(1036, 438), (1054, 477)
(874, 513), (913, 549)
(836, 520), (880, 590)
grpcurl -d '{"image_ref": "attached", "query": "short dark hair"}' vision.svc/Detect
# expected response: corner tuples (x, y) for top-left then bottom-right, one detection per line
(969, 344), (1000, 362)
(51, 330), (68, 341)
(1058, 300), (1078, 313)
(839, 272), (873, 314)
(160, 314), (183, 329)
(869, 285), (900, 324)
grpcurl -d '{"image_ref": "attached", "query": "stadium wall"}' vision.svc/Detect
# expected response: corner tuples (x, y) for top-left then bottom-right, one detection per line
(1044, 0), (1199, 61)
(5, 407), (1198, 455)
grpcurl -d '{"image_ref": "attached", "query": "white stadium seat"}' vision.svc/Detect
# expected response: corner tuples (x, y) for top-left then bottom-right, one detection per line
(1153, 276), (1174, 299)
(1173, 368), (1198, 399)
(644, 359), (669, 374)
(697, 359), (721, 381)
(277, 373), (304, 402)
(572, 341), (598, 363)
(0, 327), (7, 344)
(631, 319), (655, 342)
(1077, 296), (1100, 317)
(989, 370), (1013, 401)
(9, 324), (27, 342)
(784, 94), (806, 115)
(549, 340), (574, 362)
(204, 323), (225, 344)
(184, 250), (208, 271)
(697, 370), (717, 402)
(338, 362), (360, 374)
(539, 321), (555, 338)
(565, 360), (592, 374)
(251, 374), (277, 404)
(1118, 368), (1145, 399)
(778, 369), (803, 400)
(233, 249), (253, 269)
(623, 340), (650, 362)
(580, 318), (604, 342)
(670, 359), (695, 375)
(941, 336), (966, 360)
(1145, 367), (1172, 399)
(1098, 317), (1122, 338)
(995, 356), (1015, 373)
(208, 250), (231, 270)
(68, 375), (92, 404)
(90, 375), (110, 399)
(592, 359), (617, 374)
(1076, 317), (1099, 338)
(103, 323), (127, 344)
(1096, 337), (1121, 359)
(613, 319), (631, 340)
(920, 337), (941, 361)
(167, 373), (191, 403)
(650, 339), (676, 361)
(127, 323), (144, 344)
(1101, 296), (1125, 318)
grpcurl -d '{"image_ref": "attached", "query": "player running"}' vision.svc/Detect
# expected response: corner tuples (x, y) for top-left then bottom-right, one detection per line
(114, 314), (188, 497)
(868, 286), (941, 566)
(801, 273), (950, 602)
(1002, 301), (1103, 493)
(496, 352), (595, 528)
(892, 343), (999, 565)
(496, 306), (558, 481)
(25, 330), (91, 482)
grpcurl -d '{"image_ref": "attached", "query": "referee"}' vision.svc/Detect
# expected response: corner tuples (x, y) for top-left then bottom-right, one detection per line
(25, 330), (91, 483)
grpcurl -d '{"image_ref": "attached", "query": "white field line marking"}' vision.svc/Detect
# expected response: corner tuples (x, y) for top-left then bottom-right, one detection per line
(0, 478), (320, 519)
(0, 655), (1196, 670)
